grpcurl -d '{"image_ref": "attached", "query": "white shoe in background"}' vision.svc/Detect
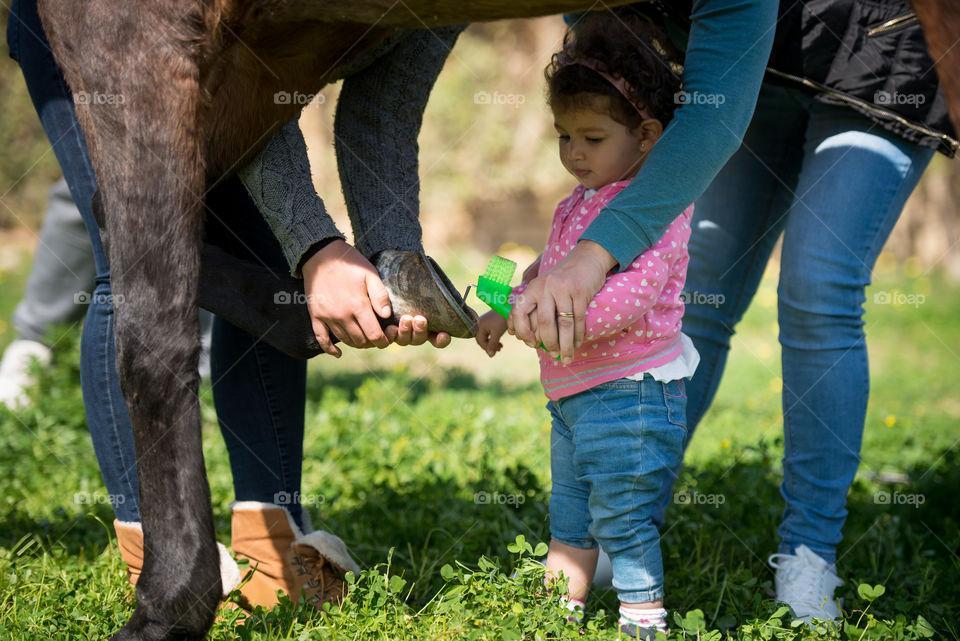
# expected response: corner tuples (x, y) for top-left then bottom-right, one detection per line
(0, 339), (53, 409)
(769, 544), (843, 624)
(594, 546), (613, 589)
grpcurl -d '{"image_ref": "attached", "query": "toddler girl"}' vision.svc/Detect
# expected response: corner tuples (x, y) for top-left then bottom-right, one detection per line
(476, 9), (696, 639)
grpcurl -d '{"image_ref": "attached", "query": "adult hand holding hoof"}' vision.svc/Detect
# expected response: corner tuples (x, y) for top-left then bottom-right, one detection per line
(302, 239), (392, 357)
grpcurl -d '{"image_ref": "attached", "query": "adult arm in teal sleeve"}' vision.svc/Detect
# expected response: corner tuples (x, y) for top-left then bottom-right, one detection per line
(579, 0), (777, 270)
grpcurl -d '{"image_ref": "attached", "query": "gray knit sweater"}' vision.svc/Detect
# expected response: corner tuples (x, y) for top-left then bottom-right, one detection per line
(238, 26), (464, 277)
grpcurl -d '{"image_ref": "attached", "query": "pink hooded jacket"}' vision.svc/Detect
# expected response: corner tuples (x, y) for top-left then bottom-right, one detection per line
(515, 181), (693, 400)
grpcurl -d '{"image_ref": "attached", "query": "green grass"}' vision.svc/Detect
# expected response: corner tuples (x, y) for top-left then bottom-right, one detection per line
(0, 253), (958, 640)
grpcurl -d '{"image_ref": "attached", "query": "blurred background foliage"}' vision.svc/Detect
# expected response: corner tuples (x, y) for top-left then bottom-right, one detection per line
(0, 16), (957, 280)
(0, 8), (63, 232)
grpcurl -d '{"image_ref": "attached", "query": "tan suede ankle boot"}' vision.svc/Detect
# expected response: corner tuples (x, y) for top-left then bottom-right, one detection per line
(230, 502), (361, 611)
(114, 520), (144, 586)
(112, 519), (242, 594)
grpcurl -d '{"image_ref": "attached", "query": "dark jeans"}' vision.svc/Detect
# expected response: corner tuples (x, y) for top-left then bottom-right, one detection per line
(8, 0), (308, 528)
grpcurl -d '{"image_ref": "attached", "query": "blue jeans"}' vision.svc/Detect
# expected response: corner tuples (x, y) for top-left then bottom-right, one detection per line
(549, 378), (687, 602)
(8, 0), (308, 528)
(668, 84), (934, 563)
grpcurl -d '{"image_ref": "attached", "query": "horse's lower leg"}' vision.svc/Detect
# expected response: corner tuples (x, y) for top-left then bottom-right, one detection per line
(104, 113), (219, 641)
(110, 184), (219, 641)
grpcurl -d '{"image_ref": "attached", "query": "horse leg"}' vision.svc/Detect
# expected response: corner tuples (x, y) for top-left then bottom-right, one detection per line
(38, 2), (221, 639)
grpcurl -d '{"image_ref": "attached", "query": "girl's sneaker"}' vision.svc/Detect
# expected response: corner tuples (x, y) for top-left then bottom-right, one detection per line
(618, 606), (667, 639)
(560, 596), (585, 624)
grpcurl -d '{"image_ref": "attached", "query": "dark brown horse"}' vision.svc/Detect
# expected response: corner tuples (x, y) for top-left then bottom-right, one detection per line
(34, 2), (630, 640)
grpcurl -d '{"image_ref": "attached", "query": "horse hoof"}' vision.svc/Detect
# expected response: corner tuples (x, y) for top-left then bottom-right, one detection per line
(375, 250), (478, 339)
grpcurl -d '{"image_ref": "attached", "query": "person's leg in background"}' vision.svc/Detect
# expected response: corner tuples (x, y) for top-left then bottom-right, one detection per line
(774, 102), (934, 568)
(0, 177), (93, 408)
(10, 177), (93, 340)
(646, 85), (808, 530)
(679, 85), (810, 436)
(7, 0), (141, 526)
(204, 175), (308, 527)
(653, 84), (933, 619)
(0, 175), (215, 409)
(0, 173), (215, 407)
(206, 174), (362, 610)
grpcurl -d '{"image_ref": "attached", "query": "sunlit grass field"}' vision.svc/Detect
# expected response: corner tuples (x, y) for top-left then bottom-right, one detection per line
(0, 246), (957, 640)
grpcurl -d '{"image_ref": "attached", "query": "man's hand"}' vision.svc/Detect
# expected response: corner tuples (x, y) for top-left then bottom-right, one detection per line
(301, 240), (392, 357)
(507, 241), (616, 364)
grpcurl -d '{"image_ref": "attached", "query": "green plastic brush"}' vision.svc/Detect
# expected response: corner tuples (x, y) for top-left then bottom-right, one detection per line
(473, 255), (560, 359)
(475, 255), (517, 319)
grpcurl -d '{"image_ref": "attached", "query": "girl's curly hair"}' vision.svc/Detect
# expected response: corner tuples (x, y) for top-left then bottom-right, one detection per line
(545, 6), (684, 129)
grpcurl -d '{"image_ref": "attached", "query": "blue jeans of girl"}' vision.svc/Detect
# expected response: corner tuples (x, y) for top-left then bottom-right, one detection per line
(549, 377), (687, 602)
(661, 83), (935, 563)
(8, 0), (308, 528)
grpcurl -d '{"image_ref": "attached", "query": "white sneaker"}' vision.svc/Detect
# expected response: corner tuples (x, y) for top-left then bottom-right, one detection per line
(594, 546), (613, 589)
(769, 544), (843, 624)
(0, 339), (53, 409)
